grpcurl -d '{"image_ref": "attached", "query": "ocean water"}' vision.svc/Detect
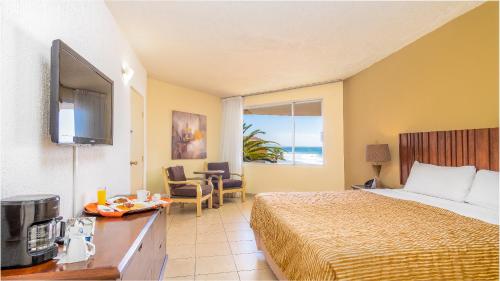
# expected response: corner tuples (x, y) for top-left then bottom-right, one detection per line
(281, 146), (323, 165)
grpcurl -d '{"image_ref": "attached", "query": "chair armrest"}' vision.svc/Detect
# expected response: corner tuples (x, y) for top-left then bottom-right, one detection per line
(168, 180), (201, 186)
(230, 173), (244, 178)
(187, 177), (216, 184)
(186, 177), (205, 181)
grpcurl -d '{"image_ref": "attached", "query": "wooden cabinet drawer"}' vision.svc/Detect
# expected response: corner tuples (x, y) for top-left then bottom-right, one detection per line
(152, 208), (167, 280)
(121, 223), (154, 280)
(121, 209), (166, 281)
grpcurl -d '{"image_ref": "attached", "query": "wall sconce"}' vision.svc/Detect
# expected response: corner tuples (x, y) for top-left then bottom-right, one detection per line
(122, 63), (134, 84)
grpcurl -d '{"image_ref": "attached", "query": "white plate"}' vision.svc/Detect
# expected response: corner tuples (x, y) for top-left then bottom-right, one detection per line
(106, 196), (131, 205)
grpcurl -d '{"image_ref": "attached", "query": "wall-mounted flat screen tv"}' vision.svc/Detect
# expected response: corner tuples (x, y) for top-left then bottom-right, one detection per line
(50, 39), (113, 145)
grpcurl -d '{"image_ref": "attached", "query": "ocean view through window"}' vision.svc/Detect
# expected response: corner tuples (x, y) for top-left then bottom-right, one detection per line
(243, 100), (323, 165)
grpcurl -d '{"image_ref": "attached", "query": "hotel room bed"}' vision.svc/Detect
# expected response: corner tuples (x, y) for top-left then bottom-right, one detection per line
(250, 190), (499, 281)
(250, 128), (500, 281)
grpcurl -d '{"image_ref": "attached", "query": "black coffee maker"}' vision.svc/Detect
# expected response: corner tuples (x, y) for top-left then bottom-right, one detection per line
(1, 194), (64, 268)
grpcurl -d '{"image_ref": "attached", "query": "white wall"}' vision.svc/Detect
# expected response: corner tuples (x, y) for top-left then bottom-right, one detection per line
(1, 0), (147, 218)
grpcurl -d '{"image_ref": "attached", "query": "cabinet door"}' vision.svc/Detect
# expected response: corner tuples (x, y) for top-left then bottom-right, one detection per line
(122, 230), (154, 280)
(152, 208), (167, 280)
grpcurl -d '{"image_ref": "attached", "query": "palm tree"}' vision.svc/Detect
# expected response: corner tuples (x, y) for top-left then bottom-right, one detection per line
(243, 123), (285, 163)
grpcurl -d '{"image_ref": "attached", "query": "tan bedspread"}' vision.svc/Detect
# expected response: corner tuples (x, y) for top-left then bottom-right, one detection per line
(250, 191), (499, 281)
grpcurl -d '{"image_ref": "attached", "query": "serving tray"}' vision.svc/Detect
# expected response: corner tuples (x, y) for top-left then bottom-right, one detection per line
(84, 195), (172, 217)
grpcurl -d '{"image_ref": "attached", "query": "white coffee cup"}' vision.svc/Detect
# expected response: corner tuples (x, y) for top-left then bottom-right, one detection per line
(152, 193), (161, 201)
(137, 189), (150, 202)
(66, 236), (95, 263)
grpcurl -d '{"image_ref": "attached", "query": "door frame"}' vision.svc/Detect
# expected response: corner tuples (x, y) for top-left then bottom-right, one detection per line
(130, 86), (147, 190)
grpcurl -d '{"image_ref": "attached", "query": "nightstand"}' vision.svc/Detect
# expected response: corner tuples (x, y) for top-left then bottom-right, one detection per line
(351, 184), (386, 190)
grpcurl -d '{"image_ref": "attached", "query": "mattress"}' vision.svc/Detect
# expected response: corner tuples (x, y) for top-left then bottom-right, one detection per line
(367, 188), (499, 225)
(250, 191), (499, 280)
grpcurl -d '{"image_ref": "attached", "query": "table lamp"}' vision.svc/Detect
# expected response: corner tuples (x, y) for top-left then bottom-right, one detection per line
(366, 144), (391, 188)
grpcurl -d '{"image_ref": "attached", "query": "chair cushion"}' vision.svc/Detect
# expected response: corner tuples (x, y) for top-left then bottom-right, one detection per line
(212, 179), (242, 189)
(167, 166), (186, 188)
(207, 162), (230, 179)
(171, 184), (212, 197)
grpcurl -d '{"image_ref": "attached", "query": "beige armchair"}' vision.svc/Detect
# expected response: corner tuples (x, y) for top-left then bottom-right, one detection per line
(205, 162), (246, 206)
(162, 166), (213, 217)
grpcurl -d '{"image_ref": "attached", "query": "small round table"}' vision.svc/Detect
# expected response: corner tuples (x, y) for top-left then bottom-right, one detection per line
(193, 170), (225, 177)
(193, 170), (225, 185)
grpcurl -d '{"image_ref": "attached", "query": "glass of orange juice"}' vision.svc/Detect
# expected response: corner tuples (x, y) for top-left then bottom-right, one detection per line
(97, 187), (107, 205)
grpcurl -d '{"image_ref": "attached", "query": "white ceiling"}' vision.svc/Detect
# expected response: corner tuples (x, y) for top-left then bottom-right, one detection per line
(106, 1), (482, 97)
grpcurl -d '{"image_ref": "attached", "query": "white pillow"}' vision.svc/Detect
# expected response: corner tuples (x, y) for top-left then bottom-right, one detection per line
(465, 170), (499, 210)
(404, 161), (476, 202)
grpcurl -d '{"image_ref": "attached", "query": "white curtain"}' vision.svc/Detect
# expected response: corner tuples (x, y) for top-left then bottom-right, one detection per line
(220, 96), (243, 175)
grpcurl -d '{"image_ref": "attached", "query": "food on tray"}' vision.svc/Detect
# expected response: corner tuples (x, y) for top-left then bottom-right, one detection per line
(113, 198), (128, 204)
(128, 203), (145, 211)
(115, 204), (131, 211)
(113, 202), (150, 212)
(107, 196), (131, 205)
(123, 202), (134, 208)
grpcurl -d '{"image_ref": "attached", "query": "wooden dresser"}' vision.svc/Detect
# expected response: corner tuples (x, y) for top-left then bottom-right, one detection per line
(1, 208), (167, 280)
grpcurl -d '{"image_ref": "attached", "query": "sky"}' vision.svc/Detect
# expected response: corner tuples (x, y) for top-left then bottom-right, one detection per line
(243, 114), (323, 147)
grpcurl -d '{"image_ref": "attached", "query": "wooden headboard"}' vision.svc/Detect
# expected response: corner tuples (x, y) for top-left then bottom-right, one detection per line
(399, 128), (499, 185)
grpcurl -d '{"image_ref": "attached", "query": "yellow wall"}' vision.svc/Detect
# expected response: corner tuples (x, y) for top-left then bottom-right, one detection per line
(147, 78), (222, 193)
(244, 82), (345, 193)
(343, 2), (499, 188)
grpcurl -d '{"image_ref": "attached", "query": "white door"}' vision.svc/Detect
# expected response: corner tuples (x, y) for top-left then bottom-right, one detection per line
(130, 89), (144, 193)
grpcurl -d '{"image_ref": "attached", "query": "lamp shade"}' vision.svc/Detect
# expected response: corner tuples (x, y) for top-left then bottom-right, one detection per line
(366, 144), (391, 163)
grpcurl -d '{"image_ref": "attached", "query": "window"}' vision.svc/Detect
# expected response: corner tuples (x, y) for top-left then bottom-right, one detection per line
(243, 100), (323, 165)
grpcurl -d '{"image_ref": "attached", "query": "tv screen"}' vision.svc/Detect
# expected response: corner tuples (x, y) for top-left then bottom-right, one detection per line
(50, 39), (113, 145)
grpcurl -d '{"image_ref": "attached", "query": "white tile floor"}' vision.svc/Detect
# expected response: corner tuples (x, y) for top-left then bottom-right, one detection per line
(163, 195), (277, 281)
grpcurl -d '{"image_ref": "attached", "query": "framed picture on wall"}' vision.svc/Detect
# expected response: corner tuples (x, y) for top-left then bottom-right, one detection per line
(171, 111), (207, 159)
